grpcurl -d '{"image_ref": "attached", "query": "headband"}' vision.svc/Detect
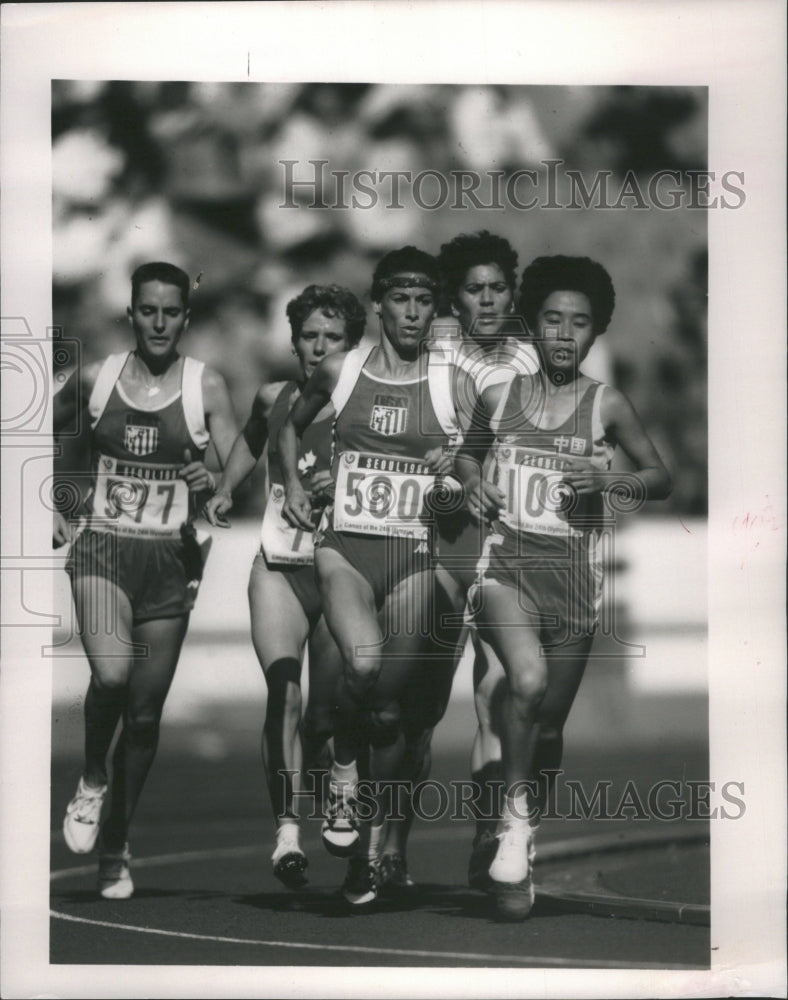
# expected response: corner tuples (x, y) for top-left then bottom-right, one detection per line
(377, 273), (438, 292)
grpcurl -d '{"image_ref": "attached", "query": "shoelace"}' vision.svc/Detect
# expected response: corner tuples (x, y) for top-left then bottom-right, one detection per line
(73, 795), (103, 821)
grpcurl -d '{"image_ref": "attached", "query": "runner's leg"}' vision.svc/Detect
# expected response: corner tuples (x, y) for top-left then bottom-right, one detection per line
(315, 546), (380, 769)
(248, 557), (310, 824)
(303, 614), (343, 772)
(71, 575), (135, 789)
(529, 635), (593, 819)
(101, 613), (188, 850)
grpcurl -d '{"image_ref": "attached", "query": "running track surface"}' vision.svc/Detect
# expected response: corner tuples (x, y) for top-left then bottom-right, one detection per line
(51, 701), (710, 969)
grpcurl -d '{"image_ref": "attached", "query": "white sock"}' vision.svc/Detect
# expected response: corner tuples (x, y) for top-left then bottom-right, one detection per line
(367, 823), (385, 861)
(331, 760), (358, 786)
(277, 823), (299, 843)
(501, 791), (530, 825)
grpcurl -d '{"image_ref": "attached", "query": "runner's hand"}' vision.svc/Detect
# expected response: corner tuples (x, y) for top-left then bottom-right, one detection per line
(562, 469), (606, 496)
(179, 448), (217, 494)
(53, 510), (74, 548)
(467, 478), (505, 523)
(309, 470), (335, 506)
(282, 481), (314, 530)
(424, 447), (454, 475)
(204, 491), (232, 528)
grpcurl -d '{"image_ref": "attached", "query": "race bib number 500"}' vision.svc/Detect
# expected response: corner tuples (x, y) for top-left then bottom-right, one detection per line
(497, 447), (579, 537)
(333, 451), (435, 540)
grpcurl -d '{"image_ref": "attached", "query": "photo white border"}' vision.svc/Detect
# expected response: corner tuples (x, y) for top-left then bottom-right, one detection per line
(2, 2), (786, 997)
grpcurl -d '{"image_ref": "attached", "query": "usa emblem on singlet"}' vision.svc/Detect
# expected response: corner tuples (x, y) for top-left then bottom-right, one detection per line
(370, 394), (408, 437)
(124, 417), (159, 457)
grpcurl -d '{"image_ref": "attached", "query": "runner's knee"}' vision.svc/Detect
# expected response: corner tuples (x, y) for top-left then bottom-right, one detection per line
(368, 703), (401, 748)
(508, 666), (548, 713)
(91, 670), (128, 694)
(343, 653), (380, 701)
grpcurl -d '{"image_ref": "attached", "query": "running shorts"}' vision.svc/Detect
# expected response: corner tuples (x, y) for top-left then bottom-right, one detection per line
(66, 525), (208, 623)
(434, 508), (488, 593)
(250, 548), (322, 624)
(471, 529), (603, 647)
(316, 526), (433, 609)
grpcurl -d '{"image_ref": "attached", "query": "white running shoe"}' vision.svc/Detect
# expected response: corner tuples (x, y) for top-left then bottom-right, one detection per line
(63, 777), (107, 854)
(321, 781), (360, 857)
(271, 825), (308, 888)
(489, 818), (536, 921)
(98, 843), (134, 900)
(489, 817), (534, 884)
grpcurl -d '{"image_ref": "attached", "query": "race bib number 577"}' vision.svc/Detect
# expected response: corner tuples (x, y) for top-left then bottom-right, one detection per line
(91, 454), (189, 535)
(333, 451), (436, 540)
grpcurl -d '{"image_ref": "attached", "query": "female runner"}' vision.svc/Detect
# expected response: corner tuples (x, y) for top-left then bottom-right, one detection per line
(204, 285), (365, 887)
(54, 262), (237, 899)
(458, 255), (672, 919)
(431, 231), (540, 890)
(279, 247), (464, 906)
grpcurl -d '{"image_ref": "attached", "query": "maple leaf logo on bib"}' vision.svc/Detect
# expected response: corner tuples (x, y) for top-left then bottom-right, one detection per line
(298, 450), (317, 476)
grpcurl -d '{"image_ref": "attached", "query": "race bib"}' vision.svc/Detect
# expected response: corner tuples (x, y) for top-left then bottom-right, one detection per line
(90, 454), (189, 536)
(497, 446), (578, 537)
(260, 484), (315, 565)
(333, 451), (436, 540)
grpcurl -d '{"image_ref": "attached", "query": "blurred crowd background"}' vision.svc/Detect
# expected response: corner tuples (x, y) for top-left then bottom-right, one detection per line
(52, 82), (707, 516)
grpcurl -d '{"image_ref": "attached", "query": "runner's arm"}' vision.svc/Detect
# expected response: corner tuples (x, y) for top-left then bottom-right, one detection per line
(279, 354), (341, 530)
(204, 383), (282, 527)
(52, 364), (100, 545)
(455, 383), (507, 523)
(563, 386), (672, 500)
(181, 368), (237, 494)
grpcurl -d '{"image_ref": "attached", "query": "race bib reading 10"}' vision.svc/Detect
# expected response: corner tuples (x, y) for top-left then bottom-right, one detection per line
(497, 446), (580, 537)
(333, 451), (436, 540)
(260, 485), (315, 565)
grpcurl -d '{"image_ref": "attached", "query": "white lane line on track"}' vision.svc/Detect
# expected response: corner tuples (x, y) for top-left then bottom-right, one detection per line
(49, 910), (700, 969)
(50, 845), (258, 881)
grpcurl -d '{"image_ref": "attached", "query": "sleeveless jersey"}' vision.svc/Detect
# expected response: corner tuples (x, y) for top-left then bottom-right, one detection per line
(489, 374), (614, 540)
(328, 344), (459, 540)
(260, 381), (333, 565)
(86, 351), (208, 538)
(432, 335), (539, 573)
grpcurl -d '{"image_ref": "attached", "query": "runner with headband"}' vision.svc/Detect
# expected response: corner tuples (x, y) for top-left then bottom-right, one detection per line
(279, 247), (466, 906)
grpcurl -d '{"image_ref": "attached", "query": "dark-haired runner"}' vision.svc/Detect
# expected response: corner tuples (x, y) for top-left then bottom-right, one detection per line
(279, 247), (466, 905)
(457, 255), (671, 919)
(54, 262), (237, 899)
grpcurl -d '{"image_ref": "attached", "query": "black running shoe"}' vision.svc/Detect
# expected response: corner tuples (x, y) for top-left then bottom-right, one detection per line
(342, 856), (379, 907)
(378, 853), (416, 894)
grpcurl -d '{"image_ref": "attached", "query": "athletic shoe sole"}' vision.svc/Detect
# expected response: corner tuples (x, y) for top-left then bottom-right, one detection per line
(273, 850), (309, 889)
(493, 878), (535, 921)
(321, 822), (360, 858)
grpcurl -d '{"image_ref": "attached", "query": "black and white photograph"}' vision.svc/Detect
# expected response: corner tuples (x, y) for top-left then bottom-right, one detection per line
(1, 3), (785, 998)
